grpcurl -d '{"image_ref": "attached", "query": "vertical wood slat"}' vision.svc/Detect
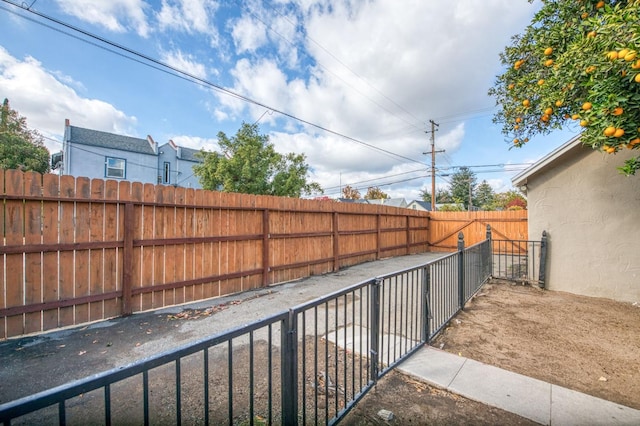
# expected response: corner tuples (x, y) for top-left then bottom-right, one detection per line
(4, 170), (24, 337)
(122, 203), (134, 315)
(23, 172), (43, 334)
(89, 179), (105, 322)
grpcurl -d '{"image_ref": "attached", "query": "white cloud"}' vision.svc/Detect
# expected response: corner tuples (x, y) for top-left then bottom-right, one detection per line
(160, 49), (208, 79)
(170, 135), (219, 152)
(55, 0), (150, 37)
(231, 16), (268, 53)
(210, 0), (536, 199)
(0, 47), (137, 152)
(157, 0), (219, 43)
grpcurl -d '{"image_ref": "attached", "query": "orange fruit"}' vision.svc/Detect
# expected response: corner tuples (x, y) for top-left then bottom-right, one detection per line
(582, 102), (592, 110)
(613, 128), (625, 138)
(514, 124), (520, 130)
(544, 59), (554, 66)
(515, 117), (522, 123)
(618, 49), (630, 60)
(604, 126), (616, 136)
(544, 107), (553, 115)
(612, 107), (623, 116)
(513, 138), (520, 144)
(508, 83), (515, 90)
(572, 114), (581, 120)
(635, 73), (640, 83)
(555, 100), (563, 107)
(523, 99), (530, 107)
(585, 65), (597, 73)
(587, 31), (597, 38)
(580, 119), (589, 127)
(538, 79), (545, 85)
(544, 47), (553, 56)
(581, 12), (589, 19)
(596, 1), (605, 8)
(606, 51), (618, 60)
(630, 138), (640, 146)
(541, 114), (550, 122)
(632, 60), (640, 70)
(624, 51), (637, 61)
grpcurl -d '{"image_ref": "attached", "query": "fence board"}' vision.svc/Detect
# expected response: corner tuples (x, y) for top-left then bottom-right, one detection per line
(5, 170), (24, 337)
(23, 172), (43, 334)
(89, 179), (105, 322)
(103, 179), (120, 318)
(41, 174), (60, 332)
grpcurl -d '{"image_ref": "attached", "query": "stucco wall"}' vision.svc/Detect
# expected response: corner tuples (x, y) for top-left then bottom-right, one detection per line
(526, 146), (640, 303)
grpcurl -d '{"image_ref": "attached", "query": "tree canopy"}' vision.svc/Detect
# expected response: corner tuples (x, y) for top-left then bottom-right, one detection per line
(364, 186), (389, 200)
(193, 123), (322, 197)
(341, 185), (361, 199)
(450, 167), (477, 210)
(0, 99), (50, 174)
(490, 0), (640, 175)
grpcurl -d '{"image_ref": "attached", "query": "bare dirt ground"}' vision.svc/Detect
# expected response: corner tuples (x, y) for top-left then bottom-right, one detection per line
(342, 280), (640, 424)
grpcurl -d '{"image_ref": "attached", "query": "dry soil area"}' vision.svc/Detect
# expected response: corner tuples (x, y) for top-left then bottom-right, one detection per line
(342, 280), (640, 424)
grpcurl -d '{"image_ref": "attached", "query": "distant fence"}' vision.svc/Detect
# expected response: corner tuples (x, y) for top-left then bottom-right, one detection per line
(0, 170), (527, 340)
(428, 210), (528, 251)
(0, 235), (492, 425)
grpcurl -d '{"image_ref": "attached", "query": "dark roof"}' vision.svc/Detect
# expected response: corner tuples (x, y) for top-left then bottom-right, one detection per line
(409, 200), (432, 210)
(69, 126), (156, 155)
(179, 146), (202, 162)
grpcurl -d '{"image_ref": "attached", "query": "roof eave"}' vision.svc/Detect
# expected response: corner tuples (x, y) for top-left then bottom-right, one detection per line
(512, 134), (583, 186)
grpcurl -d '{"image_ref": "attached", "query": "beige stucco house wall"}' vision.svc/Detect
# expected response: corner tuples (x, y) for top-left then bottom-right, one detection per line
(513, 135), (640, 303)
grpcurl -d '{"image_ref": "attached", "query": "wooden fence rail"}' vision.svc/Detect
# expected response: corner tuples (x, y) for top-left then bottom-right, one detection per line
(0, 170), (528, 339)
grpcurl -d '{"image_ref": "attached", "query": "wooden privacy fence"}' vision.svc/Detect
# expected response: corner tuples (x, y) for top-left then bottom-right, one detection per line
(0, 170), (430, 339)
(428, 210), (528, 252)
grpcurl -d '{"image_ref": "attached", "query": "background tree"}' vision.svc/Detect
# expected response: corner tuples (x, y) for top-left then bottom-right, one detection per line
(450, 167), (477, 210)
(489, 0), (640, 175)
(493, 190), (528, 210)
(194, 123), (322, 197)
(0, 99), (50, 173)
(341, 185), (361, 199)
(419, 187), (453, 204)
(364, 186), (389, 200)
(475, 180), (496, 210)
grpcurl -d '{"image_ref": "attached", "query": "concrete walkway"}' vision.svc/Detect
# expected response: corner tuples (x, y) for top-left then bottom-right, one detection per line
(399, 346), (640, 426)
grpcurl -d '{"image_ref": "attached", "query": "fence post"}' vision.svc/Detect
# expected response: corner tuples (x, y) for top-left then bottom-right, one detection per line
(370, 278), (382, 383)
(262, 209), (270, 287)
(281, 309), (298, 425)
(486, 224), (492, 279)
(538, 230), (548, 289)
(122, 203), (134, 316)
(333, 212), (339, 271)
(457, 232), (465, 310)
(423, 267), (431, 344)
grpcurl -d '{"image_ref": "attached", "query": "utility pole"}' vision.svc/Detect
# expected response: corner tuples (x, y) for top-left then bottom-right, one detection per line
(424, 120), (444, 211)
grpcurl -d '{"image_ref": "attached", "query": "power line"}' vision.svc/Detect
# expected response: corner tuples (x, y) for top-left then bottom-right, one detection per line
(0, 0), (425, 167)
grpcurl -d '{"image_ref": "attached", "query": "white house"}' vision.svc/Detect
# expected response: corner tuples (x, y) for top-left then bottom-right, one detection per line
(58, 120), (204, 188)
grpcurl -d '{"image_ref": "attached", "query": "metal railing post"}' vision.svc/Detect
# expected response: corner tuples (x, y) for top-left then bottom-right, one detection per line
(538, 231), (548, 289)
(423, 266), (431, 343)
(370, 278), (382, 383)
(281, 310), (298, 426)
(486, 224), (492, 279)
(457, 232), (465, 310)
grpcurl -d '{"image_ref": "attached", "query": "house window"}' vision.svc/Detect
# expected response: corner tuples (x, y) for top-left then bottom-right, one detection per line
(163, 162), (170, 184)
(105, 157), (125, 179)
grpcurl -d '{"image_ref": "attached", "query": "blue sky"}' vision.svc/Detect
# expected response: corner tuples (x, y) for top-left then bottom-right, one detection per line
(0, 0), (580, 200)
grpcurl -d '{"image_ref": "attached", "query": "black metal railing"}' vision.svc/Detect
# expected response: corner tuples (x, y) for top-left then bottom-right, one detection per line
(0, 233), (493, 426)
(492, 230), (548, 287)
